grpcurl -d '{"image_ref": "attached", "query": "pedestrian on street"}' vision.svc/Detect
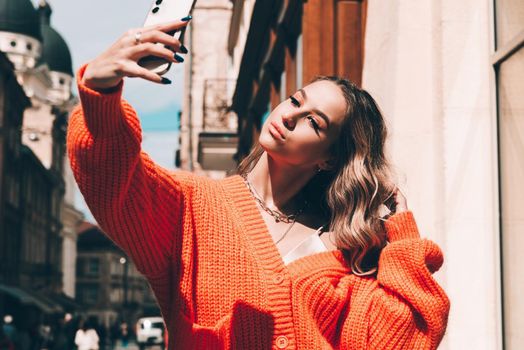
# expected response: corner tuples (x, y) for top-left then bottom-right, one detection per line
(74, 319), (99, 350)
(51, 317), (69, 350)
(62, 313), (77, 350)
(0, 325), (14, 350)
(67, 17), (450, 349)
(117, 322), (131, 348)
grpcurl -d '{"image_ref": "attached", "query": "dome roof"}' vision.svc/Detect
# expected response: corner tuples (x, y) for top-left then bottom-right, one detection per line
(38, 2), (73, 76)
(0, 0), (42, 41)
(40, 24), (73, 76)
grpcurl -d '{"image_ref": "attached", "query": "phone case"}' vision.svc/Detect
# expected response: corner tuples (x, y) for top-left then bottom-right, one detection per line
(138, 0), (196, 75)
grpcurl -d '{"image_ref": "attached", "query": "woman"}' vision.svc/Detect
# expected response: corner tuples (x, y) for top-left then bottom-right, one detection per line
(67, 18), (450, 349)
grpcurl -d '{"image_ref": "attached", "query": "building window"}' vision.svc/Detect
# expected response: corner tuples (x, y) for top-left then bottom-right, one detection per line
(110, 259), (121, 276)
(109, 287), (122, 303)
(77, 257), (100, 277)
(494, 1), (524, 349)
(495, 0), (524, 47)
(86, 258), (100, 276)
(80, 285), (99, 305)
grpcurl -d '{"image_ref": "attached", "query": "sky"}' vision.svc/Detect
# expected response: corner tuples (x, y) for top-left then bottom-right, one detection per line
(30, 0), (184, 222)
(31, 0), (185, 124)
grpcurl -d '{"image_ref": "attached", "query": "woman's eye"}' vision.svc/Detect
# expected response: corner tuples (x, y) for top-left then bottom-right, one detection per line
(289, 96), (300, 106)
(307, 116), (320, 132)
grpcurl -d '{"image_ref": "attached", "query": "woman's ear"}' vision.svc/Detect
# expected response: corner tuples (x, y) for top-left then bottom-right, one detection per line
(318, 158), (335, 171)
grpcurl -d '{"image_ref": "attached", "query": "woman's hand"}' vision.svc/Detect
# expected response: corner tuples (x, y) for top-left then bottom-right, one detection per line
(384, 187), (409, 216)
(82, 18), (190, 90)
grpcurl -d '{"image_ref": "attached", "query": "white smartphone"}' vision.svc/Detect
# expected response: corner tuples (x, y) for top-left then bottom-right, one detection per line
(138, 0), (197, 75)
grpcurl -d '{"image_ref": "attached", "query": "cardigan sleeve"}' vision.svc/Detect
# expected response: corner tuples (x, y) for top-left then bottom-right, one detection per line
(66, 64), (193, 276)
(366, 211), (450, 349)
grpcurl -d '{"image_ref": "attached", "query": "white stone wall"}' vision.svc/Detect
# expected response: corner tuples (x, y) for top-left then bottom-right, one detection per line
(22, 96), (84, 298)
(61, 227), (77, 297)
(62, 157), (83, 298)
(362, 0), (500, 349)
(181, 0), (232, 177)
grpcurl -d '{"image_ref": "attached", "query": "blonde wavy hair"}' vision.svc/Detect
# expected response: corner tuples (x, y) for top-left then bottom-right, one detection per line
(237, 76), (396, 276)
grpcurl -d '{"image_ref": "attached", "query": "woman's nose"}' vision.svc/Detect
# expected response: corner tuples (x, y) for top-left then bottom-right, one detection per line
(282, 113), (296, 130)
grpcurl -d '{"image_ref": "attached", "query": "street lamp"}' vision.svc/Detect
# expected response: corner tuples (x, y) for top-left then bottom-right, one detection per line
(119, 257), (128, 309)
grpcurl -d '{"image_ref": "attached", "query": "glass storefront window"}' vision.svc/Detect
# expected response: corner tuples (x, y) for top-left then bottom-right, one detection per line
(496, 0), (524, 48)
(497, 37), (524, 350)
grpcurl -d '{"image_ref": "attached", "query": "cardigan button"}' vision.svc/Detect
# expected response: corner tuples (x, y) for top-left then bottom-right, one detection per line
(275, 335), (289, 348)
(273, 274), (284, 284)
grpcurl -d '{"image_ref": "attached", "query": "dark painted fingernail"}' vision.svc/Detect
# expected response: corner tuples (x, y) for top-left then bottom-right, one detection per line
(152, 7), (159, 13)
(181, 15), (192, 21)
(161, 77), (172, 84)
(179, 45), (188, 54)
(155, 0), (162, 4)
(174, 54), (184, 62)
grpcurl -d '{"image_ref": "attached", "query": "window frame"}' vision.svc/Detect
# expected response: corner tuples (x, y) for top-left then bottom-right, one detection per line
(492, 1), (524, 349)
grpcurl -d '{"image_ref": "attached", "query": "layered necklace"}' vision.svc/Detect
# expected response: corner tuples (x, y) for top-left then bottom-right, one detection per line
(242, 173), (308, 244)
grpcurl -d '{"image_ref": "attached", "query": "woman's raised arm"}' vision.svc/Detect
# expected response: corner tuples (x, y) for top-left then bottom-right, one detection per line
(66, 19), (191, 277)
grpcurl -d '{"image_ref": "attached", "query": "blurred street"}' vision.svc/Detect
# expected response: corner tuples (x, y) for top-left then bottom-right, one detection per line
(111, 341), (163, 350)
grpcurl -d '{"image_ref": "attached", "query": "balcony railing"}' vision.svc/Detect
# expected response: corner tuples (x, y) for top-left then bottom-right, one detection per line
(198, 78), (239, 171)
(202, 78), (238, 132)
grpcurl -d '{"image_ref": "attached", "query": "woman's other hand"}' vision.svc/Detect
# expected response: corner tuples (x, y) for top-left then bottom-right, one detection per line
(393, 187), (408, 213)
(384, 187), (409, 216)
(82, 18), (190, 90)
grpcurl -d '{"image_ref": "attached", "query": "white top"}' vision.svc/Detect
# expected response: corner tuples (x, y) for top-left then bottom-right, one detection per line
(74, 329), (99, 350)
(283, 226), (328, 265)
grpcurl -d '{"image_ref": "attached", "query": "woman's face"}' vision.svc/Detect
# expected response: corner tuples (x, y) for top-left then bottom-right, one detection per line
(259, 80), (348, 169)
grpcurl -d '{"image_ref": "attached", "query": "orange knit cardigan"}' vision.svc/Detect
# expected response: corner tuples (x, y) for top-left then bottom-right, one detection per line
(67, 65), (450, 349)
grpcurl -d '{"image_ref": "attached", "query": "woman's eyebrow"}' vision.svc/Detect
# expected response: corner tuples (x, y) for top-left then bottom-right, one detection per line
(298, 88), (331, 127)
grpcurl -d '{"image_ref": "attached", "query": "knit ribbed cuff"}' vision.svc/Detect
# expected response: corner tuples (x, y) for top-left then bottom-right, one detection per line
(384, 211), (420, 242)
(76, 63), (126, 138)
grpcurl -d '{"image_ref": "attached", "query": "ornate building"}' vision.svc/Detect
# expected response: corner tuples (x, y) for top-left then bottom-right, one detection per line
(0, 52), (31, 288)
(0, 0), (83, 325)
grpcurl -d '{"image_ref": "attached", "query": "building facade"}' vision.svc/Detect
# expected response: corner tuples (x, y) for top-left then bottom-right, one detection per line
(31, 0), (84, 301)
(0, 51), (64, 332)
(0, 0), (83, 324)
(362, 0), (523, 348)
(228, 0), (523, 349)
(180, 0), (237, 176)
(229, 0), (367, 158)
(76, 223), (160, 328)
(0, 52), (31, 288)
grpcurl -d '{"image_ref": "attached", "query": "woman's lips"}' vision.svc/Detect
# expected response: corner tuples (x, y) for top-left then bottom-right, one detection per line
(269, 121), (286, 140)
